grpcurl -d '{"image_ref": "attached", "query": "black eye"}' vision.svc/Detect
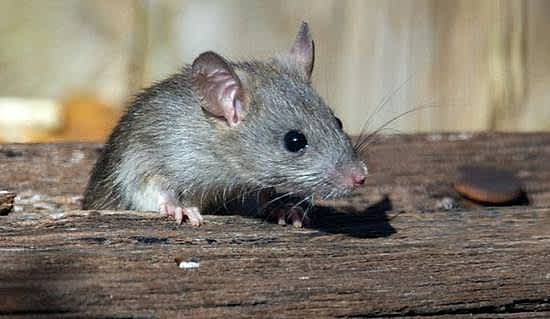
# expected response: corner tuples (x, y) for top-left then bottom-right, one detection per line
(284, 130), (308, 153)
(335, 117), (343, 129)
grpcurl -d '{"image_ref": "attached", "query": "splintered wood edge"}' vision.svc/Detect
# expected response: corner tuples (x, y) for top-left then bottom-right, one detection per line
(0, 191), (16, 214)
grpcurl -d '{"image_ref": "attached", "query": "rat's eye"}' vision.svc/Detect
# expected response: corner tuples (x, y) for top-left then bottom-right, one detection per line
(284, 130), (308, 153)
(335, 117), (343, 129)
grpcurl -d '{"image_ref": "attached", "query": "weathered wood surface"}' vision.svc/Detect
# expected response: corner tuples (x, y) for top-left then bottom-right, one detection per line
(1, 133), (550, 318)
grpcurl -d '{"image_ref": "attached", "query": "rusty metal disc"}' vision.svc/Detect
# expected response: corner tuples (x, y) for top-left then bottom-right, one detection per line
(454, 165), (523, 204)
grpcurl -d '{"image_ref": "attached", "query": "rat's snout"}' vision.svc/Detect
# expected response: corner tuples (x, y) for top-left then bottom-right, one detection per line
(350, 171), (366, 187)
(321, 160), (368, 199)
(347, 162), (368, 188)
(337, 161), (368, 189)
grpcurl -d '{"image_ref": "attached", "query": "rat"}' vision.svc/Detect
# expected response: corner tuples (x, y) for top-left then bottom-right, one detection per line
(82, 22), (368, 227)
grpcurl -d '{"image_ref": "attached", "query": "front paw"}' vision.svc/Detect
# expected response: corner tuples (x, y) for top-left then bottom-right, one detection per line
(160, 203), (203, 227)
(265, 204), (311, 228)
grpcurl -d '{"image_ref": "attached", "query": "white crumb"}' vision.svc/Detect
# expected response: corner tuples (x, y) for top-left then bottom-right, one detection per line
(179, 261), (200, 269)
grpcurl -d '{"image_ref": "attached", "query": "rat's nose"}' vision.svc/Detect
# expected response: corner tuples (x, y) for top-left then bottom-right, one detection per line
(351, 172), (365, 187)
(342, 162), (367, 188)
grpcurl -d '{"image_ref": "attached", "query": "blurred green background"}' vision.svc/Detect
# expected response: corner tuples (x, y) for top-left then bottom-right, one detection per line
(0, 0), (548, 142)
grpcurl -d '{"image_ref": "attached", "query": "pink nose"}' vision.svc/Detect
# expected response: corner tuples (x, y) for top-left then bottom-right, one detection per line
(351, 172), (366, 187)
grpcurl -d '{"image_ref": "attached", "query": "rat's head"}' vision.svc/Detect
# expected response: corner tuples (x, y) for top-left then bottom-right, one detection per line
(191, 22), (367, 200)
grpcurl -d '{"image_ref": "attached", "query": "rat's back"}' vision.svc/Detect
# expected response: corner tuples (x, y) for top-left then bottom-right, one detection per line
(82, 70), (200, 210)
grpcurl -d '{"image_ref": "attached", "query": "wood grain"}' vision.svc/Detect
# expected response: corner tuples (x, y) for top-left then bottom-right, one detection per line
(1, 133), (549, 318)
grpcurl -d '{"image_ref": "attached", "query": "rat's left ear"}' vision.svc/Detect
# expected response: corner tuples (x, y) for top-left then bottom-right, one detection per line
(289, 21), (315, 80)
(191, 51), (247, 127)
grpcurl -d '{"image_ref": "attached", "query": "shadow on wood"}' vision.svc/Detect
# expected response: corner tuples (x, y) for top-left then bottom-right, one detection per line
(310, 195), (396, 239)
(0, 253), (81, 316)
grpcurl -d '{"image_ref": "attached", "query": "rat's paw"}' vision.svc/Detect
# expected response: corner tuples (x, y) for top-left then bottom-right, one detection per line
(160, 203), (203, 227)
(266, 205), (310, 228)
(180, 207), (203, 226)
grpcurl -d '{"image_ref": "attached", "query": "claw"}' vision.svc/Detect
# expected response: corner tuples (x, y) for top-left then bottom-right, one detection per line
(174, 207), (184, 225)
(266, 205), (310, 228)
(184, 207), (203, 227)
(158, 193), (202, 226)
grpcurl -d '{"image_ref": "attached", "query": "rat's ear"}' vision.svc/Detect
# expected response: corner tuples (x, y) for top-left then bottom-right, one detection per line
(191, 51), (247, 127)
(289, 21), (315, 80)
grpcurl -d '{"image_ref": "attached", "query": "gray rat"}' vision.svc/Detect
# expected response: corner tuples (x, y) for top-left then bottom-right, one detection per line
(82, 22), (367, 226)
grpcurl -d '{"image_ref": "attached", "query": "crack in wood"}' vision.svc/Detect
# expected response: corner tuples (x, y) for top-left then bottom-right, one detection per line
(341, 298), (550, 317)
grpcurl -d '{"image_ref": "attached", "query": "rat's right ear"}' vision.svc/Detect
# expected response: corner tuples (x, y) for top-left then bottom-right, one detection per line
(191, 51), (247, 127)
(288, 21), (315, 80)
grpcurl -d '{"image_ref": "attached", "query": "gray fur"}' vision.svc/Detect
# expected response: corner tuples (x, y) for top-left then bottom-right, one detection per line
(83, 46), (364, 212)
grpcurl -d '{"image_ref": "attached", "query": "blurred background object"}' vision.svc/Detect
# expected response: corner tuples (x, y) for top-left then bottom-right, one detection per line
(0, 0), (548, 143)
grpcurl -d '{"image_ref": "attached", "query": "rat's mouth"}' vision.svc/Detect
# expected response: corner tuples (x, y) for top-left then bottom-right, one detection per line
(316, 186), (355, 200)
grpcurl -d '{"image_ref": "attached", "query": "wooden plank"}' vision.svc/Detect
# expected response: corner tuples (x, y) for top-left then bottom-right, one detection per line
(1, 133), (550, 318)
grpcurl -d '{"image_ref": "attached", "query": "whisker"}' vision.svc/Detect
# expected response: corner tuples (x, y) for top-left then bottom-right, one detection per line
(356, 71), (418, 140)
(355, 104), (439, 152)
(260, 191), (295, 212)
(303, 194), (314, 217)
(290, 195), (311, 211)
